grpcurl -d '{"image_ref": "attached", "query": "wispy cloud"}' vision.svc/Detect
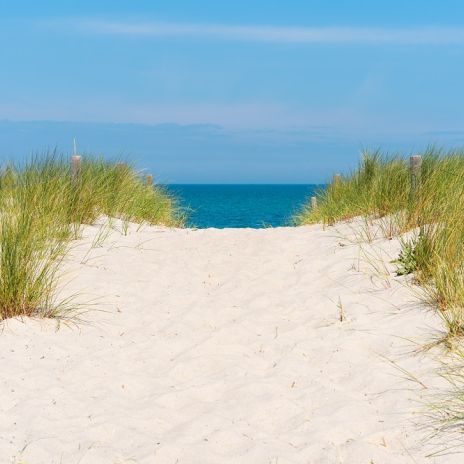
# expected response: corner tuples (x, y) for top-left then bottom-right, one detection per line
(63, 19), (464, 45)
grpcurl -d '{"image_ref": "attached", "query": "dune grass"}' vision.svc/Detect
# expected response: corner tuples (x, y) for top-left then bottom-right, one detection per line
(296, 148), (464, 441)
(296, 147), (464, 339)
(0, 154), (182, 320)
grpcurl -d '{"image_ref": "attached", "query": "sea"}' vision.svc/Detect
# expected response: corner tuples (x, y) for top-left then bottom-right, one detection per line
(167, 184), (323, 229)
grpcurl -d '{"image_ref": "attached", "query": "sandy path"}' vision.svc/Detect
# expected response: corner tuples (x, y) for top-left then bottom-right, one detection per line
(0, 223), (456, 463)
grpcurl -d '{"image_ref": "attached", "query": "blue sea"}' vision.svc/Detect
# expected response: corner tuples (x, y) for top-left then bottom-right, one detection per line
(167, 184), (322, 229)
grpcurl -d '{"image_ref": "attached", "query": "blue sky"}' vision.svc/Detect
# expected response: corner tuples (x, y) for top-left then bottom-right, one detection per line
(1, 1), (464, 182)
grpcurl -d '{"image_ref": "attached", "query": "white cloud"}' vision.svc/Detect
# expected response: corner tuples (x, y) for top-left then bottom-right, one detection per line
(66, 19), (464, 45)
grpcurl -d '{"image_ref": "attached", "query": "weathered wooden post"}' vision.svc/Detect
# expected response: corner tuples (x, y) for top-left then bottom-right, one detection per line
(146, 174), (153, 186)
(410, 155), (422, 200)
(71, 155), (82, 181)
(311, 196), (317, 209)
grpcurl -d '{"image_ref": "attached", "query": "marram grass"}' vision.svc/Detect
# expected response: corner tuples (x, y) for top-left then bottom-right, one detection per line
(0, 154), (183, 320)
(296, 148), (464, 338)
(296, 147), (464, 440)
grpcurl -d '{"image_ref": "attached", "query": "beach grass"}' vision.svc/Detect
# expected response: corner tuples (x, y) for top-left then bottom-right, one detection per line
(296, 147), (464, 339)
(0, 154), (182, 320)
(296, 147), (464, 439)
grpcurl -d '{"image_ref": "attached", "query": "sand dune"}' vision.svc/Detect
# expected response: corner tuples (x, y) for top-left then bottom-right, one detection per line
(0, 221), (458, 463)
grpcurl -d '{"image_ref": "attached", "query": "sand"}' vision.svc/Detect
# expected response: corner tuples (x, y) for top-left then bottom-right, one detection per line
(0, 220), (460, 463)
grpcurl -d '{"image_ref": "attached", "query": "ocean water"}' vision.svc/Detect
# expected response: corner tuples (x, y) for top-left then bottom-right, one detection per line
(167, 184), (323, 229)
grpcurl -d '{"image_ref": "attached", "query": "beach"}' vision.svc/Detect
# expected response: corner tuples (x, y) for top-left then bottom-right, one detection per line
(0, 221), (456, 463)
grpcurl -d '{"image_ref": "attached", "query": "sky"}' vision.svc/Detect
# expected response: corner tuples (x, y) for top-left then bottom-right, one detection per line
(1, 0), (464, 182)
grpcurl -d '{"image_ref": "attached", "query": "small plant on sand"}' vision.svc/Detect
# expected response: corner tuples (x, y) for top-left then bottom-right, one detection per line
(393, 238), (420, 276)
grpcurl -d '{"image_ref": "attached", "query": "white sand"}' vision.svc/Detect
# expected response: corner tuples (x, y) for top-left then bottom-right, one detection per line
(0, 221), (459, 463)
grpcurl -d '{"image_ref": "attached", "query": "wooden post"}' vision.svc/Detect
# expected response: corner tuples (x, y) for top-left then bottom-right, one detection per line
(410, 155), (422, 199)
(71, 155), (81, 180)
(311, 196), (317, 209)
(333, 173), (342, 184)
(146, 174), (153, 186)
